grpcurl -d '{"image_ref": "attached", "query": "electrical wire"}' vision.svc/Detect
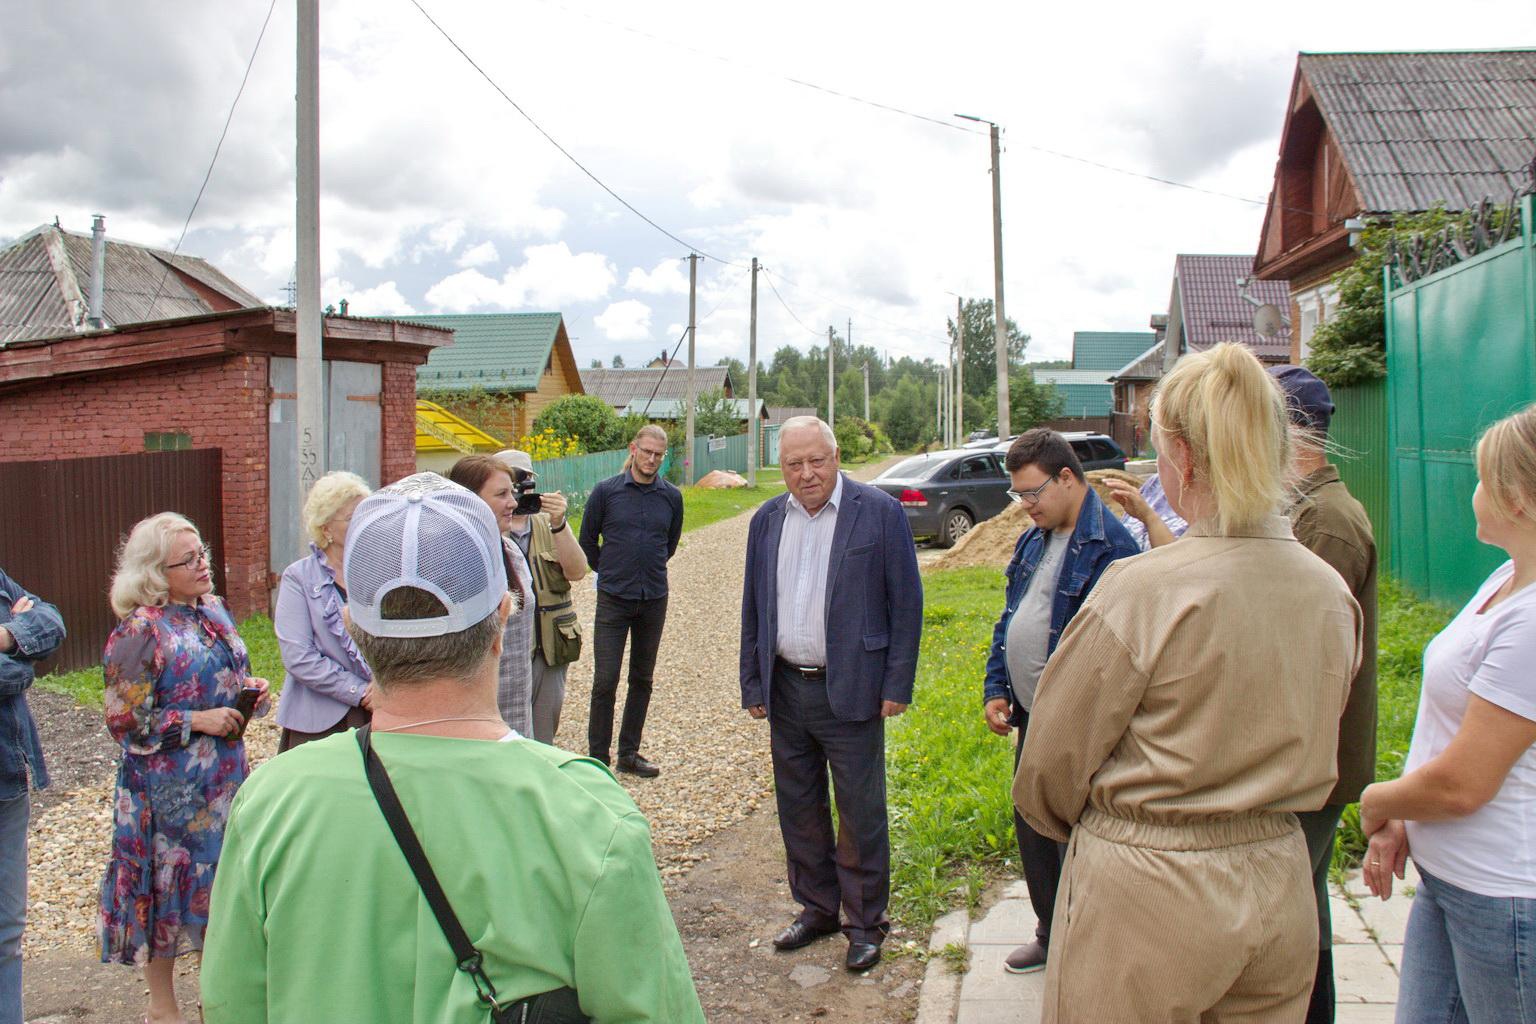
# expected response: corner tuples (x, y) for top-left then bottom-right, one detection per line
(407, 0), (743, 268)
(143, 0), (278, 315)
(760, 269), (824, 338)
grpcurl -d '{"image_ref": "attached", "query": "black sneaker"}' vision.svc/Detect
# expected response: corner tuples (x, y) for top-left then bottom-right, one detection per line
(616, 754), (660, 778)
(1003, 939), (1047, 974)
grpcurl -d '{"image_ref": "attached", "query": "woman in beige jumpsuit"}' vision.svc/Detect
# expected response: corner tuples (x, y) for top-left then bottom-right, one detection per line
(1013, 343), (1363, 1023)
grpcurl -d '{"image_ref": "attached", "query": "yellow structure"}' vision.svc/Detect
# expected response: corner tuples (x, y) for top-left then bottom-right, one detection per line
(415, 400), (505, 474)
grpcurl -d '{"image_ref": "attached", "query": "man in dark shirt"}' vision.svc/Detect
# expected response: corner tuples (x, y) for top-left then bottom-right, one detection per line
(578, 425), (685, 776)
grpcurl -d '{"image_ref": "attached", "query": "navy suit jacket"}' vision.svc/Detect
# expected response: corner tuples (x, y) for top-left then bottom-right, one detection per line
(739, 475), (923, 722)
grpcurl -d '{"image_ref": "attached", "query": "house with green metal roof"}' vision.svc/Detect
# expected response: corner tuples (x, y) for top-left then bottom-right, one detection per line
(1071, 331), (1158, 372)
(405, 312), (583, 438)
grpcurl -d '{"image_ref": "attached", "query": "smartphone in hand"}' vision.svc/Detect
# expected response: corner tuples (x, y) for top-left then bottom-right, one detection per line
(233, 685), (261, 739)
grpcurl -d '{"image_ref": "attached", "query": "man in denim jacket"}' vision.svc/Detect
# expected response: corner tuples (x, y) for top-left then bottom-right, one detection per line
(981, 431), (1139, 976)
(0, 569), (64, 1024)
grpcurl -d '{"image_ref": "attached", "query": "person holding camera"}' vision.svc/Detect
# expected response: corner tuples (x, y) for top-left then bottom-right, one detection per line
(449, 457), (535, 737)
(494, 450), (587, 745)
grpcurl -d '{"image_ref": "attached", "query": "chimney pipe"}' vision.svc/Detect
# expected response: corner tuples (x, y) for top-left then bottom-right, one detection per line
(87, 214), (107, 329)
(338, 298), (349, 317)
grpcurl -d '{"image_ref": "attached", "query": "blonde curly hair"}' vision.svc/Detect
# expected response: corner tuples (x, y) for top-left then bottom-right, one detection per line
(109, 512), (202, 618)
(303, 471), (372, 548)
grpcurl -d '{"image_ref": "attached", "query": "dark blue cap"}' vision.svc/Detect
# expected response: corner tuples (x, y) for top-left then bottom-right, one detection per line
(1267, 364), (1334, 435)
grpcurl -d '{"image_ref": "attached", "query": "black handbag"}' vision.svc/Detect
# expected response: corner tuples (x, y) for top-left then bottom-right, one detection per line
(356, 726), (591, 1024)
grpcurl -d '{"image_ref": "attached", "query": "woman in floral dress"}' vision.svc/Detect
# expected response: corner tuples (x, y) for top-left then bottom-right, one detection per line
(98, 513), (268, 1024)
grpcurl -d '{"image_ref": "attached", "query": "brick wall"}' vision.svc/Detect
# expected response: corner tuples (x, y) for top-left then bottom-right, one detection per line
(0, 354), (272, 619)
(380, 361), (418, 485)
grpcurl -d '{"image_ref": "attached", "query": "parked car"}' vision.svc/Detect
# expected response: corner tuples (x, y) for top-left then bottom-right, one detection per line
(872, 449), (1010, 547)
(992, 431), (1127, 472)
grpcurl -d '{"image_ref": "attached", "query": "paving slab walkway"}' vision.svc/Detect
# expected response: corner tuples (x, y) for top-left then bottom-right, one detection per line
(917, 863), (1417, 1024)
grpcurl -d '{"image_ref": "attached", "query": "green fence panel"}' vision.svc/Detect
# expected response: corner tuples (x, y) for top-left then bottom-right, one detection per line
(532, 448), (629, 513)
(691, 432), (749, 479)
(1385, 193), (1536, 608)
(1328, 380), (1391, 568)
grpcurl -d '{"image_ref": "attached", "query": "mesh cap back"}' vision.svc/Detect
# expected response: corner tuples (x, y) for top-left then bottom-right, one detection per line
(345, 473), (508, 639)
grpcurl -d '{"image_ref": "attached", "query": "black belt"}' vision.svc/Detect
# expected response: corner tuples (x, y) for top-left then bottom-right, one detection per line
(776, 658), (825, 680)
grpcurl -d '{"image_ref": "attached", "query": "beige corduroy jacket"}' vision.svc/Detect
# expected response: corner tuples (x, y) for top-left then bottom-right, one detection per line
(1013, 515), (1363, 842)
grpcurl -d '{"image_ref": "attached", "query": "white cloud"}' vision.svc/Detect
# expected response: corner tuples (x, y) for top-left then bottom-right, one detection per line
(625, 259), (691, 296)
(595, 299), (653, 341)
(424, 242), (616, 311)
(456, 240), (499, 268)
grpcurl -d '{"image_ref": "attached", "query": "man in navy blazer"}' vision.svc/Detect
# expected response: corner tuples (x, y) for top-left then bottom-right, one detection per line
(740, 416), (922, 972)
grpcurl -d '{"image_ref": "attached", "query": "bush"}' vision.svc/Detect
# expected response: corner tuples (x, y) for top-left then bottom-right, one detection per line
(834, 416), (876, 461)
(513, 427), (583, 460)
(532, 395), (624, 452)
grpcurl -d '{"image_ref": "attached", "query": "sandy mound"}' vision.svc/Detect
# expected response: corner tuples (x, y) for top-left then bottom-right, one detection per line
(695, 469), (748, 489)
(925, 469), (1143, 572)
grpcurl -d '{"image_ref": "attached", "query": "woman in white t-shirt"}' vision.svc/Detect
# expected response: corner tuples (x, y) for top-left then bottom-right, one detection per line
(1359, 404), (1536, 1023)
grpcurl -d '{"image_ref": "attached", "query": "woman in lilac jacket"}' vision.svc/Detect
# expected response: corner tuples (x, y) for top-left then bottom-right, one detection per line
(273, 471), (374, 751)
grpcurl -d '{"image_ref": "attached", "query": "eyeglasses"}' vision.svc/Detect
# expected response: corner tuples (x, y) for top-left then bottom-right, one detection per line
(634, 447), (667, 461)
(164, 545), (212, 572)
(1007, 476), (1057, 506)
(783, 456), (833, 474)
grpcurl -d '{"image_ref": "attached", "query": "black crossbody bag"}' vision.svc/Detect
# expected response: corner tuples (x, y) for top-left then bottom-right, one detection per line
(356, 727), (591, 1024)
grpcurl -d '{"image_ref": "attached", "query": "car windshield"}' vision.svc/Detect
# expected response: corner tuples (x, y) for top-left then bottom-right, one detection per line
(878, 456), (943, 481)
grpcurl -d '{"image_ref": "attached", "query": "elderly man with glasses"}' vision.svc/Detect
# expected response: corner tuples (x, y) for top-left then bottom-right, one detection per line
(982, 428), (1140, 976)
(578, 424), (684, 776)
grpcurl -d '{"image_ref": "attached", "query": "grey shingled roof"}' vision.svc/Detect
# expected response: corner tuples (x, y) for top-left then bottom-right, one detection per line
(0, 224), (263, 345)
(1177, 254), (1292, 362)
(1300, 50), (1536, 212)
(579, 366), (732, 409)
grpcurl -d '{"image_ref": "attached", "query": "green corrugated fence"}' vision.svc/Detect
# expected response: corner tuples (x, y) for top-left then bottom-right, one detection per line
(690, 432), (749, 479)
(531, 448), (630, 515)
(1328, 380), (1391, 569)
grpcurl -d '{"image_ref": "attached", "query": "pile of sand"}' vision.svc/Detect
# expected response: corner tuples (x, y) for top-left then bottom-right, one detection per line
(695, 469), (748, 489)
(925, 468), (1145, 572)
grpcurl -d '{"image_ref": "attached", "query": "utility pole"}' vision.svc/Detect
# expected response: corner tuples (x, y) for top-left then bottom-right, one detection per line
(296, 0), (324, 502)
(827, 325), (836, 436)
(936, 367), (945, 442)
(684, 253), (699, 485)
(956, 295), (965, 443)
(748, 257), (759, 488)
(957, 115), (1011, 440)
(861, 361), (870, 421)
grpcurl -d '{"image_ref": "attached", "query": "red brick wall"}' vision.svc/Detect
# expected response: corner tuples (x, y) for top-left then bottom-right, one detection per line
(381, 361), (418, 485)
(0, 354), (272, 619)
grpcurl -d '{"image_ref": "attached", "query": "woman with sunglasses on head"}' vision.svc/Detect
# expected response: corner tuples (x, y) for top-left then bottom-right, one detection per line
(98, 513), (270, 1024)
(273, 470), (375, 752)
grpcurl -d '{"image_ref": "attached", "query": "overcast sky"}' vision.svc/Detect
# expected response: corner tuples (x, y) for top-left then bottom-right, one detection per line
(2, 1), (1532, 367)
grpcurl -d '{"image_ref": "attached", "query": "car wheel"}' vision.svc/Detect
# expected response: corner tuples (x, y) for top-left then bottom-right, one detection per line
(937, 507), (974, 548)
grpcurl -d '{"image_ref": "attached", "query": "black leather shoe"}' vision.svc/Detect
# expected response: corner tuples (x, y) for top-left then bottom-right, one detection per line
(772, 920), (840, 951)
(616, 754), (660, 778)
(846, 941), (882, 972)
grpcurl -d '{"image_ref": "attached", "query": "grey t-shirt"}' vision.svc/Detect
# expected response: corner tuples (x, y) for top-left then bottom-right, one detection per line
(1005, 529), (1071, 711)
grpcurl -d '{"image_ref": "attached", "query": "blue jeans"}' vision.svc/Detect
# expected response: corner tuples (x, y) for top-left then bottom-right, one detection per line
(1397, 866), (1536, 1023)
(0, 794), (27, 1024)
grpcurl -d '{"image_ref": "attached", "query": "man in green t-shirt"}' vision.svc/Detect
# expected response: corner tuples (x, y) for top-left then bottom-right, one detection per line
(202, 473), (704, 1024)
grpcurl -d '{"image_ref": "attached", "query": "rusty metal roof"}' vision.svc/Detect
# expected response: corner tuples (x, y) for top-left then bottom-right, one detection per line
(0, 224), (263, 346)
(1176, 254), (1292, 362)
(1300, 50), (1536, 212)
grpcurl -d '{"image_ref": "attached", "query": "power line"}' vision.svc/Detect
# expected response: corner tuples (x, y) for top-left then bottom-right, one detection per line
(145, 0), (278, 313)
(759, 268), (823, 338)
(407, 0), (743, 267)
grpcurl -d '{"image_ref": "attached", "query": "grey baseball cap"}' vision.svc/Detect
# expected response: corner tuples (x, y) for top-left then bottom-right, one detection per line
(344, 472), (507, 639)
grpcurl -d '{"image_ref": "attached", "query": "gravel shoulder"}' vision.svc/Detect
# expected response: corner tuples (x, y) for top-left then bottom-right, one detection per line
(22, 457), (920, 1022)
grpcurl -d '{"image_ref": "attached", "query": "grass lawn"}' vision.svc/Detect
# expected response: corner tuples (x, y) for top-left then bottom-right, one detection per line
(887, 566), (1013, 932)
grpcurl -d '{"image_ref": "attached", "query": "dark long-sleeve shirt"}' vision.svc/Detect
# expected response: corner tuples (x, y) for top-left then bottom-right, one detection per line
(579, 470), (684, 600)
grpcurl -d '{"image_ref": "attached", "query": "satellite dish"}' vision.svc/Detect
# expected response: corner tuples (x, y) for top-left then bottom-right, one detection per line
(1253, 303), (1284, 338)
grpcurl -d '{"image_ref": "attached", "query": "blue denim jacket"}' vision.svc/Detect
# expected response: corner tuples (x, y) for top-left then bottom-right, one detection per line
(982, 488), (1140, 725)
(0, 569), (65, 797)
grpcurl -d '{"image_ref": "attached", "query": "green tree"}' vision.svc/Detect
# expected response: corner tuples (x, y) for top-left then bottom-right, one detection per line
(1003, 373), (1064, 431)
(693, 387), (742, 438)
(947, 298), (1032, 406)
(589, 358), (603, 369)
(532, 394), (623, 452)
(611, 353), (625, 368)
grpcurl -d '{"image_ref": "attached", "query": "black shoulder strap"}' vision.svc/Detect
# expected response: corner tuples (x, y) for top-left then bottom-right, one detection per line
(356, 726), (519, 1022)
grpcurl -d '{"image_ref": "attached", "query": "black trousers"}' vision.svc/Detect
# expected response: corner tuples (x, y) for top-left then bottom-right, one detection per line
(1297, 804), (1345, 1024)
(587, 590), (668, 761)
(769, 661), (890, 945)
(1014, 712), (1067, 946)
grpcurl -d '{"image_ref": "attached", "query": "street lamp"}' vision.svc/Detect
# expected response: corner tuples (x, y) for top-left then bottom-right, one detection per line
(956, 114), (1010, 442)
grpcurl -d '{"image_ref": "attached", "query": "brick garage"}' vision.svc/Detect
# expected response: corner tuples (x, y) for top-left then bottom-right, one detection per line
(0, 308), (447, 619)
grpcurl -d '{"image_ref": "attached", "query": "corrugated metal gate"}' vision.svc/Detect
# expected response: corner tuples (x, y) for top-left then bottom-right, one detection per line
(1386, 193), (1535, 607)
(0, 449), (224, 673)
(1328, 380), (1391, 568)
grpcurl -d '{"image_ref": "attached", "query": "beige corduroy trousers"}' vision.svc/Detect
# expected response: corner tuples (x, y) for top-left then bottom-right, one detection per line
(1041, 809), (1316, 1024)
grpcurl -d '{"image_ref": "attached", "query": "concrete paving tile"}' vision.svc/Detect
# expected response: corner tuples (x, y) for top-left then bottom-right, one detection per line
(1335, 943), (1401, 1004)
(999, 879), (1031, 901)
(1355, 889), (1414, 946)
(1378, 943), (1403, 970)
(967, 899), (1041, 946)
(1336, 1003), (1397, 1022)
(960, 943), (1048, 1003)
(1331, 894), (1374, 945)
(957, 998), (1040, 1024)
(929, 908), (971, 951)
(914, 963), (961, 1024)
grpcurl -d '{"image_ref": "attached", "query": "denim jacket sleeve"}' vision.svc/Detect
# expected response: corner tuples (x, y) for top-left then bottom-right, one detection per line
(0, 571), (66, 698)
(982, 536), (1031, 707)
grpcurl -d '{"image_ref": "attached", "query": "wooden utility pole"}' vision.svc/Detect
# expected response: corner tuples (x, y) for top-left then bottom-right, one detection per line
(296, 0), (323, 500)
(936, 367), (945, 442)
(956, 295), (965, 443)
(827, 325), (836, 435)
(748, 257), (759, 487)
(987, 122), (1010, 440)
(684, 253), (699, 484)
(861, 361), (870, 421)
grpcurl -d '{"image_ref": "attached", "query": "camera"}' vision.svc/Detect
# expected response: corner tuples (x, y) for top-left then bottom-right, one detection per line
(513, 471), (542, 515)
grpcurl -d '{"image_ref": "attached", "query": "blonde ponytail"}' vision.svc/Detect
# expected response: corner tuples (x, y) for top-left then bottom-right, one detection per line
(1152, 343), (1290, 534)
